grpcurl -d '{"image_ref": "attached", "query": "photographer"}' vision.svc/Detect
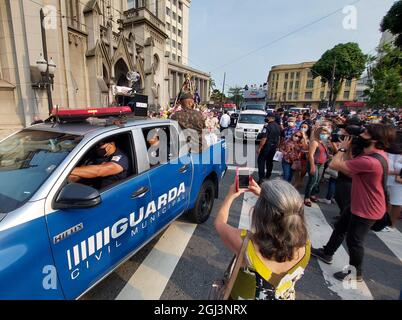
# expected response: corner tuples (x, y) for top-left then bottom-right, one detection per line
(330, 124), (366, 216)
(311, 124), (396, 282)
(214, 179), (310, 300)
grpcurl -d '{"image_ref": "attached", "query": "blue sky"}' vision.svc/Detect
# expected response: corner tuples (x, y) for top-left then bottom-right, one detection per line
(188, 0), (396, 93)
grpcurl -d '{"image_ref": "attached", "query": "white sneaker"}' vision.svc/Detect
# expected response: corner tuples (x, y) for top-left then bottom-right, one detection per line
(380, 226), (395, 232)
(317, 199), (332, 205)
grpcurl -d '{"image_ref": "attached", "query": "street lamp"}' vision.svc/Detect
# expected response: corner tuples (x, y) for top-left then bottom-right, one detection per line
(34, 53), (56, 104)
(31, 8), (56, 116)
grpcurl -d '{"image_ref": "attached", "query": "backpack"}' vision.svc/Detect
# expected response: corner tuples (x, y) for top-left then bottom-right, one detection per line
(368, 153), (392, 232)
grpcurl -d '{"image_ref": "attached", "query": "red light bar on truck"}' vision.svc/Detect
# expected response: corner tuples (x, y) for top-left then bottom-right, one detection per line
(51, 106), (132, 117)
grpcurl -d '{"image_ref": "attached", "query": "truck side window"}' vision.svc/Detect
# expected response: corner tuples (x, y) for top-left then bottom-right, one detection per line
(142, 125), (180, 168)
(68, 132), (136, 190)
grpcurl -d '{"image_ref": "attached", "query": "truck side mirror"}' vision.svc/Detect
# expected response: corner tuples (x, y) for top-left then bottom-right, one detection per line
(53, 183), (101, 210)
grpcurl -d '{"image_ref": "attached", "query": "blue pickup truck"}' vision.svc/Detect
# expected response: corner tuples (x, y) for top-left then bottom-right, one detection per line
(0, 117), (227, 299)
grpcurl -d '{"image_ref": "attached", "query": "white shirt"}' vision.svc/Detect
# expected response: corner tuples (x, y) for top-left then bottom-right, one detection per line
(220, 114), (231, 128)
(387, 153), (402, 187)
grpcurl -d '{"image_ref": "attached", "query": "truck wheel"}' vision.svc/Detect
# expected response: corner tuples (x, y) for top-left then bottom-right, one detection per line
(188, 180), (216, 224)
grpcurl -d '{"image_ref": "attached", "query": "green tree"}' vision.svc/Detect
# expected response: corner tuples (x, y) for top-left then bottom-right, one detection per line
(227, 86), (244, 107)
(210, 89), (226, 103)
(381, 0), (402, 49)
(365, 45), (402, 109)
(311, 43), (367, 109)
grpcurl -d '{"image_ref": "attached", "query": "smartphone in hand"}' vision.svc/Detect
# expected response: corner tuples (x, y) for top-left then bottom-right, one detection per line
(236, 167), (251, 191)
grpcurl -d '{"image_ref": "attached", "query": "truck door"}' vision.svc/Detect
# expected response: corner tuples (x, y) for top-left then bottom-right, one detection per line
(140, 125), (193, 228)
(45, 131), (153, 299)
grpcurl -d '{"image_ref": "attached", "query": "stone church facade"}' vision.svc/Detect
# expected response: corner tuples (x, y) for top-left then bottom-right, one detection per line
(0, 0), (210, 135)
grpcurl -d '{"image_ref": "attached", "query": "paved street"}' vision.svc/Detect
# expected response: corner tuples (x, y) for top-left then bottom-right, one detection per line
(83, 141), (402, 300)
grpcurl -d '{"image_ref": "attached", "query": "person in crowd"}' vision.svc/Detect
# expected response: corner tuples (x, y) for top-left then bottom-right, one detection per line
(219, 110), (231, 132)
(214, 179), (310, 300)
(257, 112), (281, 184)
(385, 131), (402, 231)
(280, 131), (308, 183)
(311, 124), (396, 282)
(283, 117), (298, 141)
(296, 114), (304, 130)
(302, 112), (313, 128)
(275, 108), (285, 129)
(293, 123), (311, 189)
(304, 127), (330, 207)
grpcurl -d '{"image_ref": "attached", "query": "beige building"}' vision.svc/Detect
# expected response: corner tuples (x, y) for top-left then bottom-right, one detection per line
(267, 62), (357, 110)
(0, 0), (210, 136)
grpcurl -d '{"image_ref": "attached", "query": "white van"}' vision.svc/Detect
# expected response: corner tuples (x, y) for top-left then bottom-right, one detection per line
(235, 110), (267, 141)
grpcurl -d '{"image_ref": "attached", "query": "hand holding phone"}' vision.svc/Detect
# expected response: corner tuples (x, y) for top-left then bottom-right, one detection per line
(236, 167), (251, 191)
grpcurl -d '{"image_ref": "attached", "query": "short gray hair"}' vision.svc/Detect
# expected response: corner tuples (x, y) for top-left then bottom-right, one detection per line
(251, 179), (308, 263)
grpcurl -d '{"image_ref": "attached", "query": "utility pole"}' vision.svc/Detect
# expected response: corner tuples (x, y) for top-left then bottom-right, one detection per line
(40, 8), (54, 115)
(328, 57), (337, 112)
(222, 72), (226, 103)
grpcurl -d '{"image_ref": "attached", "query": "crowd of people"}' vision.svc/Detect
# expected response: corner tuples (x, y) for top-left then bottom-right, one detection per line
(215, 106), (402, 300)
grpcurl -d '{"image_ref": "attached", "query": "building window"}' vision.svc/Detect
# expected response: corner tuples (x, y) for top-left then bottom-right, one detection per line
(306, 79), (314, 89)
(345, 79), (352, 87)
(166, 22), (171, 31)
(178, 42), (182, 50)
(289, 81), (293, 90)
(294, 92), (299, 100)
(178, 29), (182, 37)
(296, 72), (300, 79)
(178, 56), (181, 63)
(172, 40), (176, 48)
(173, 26), (176, 34)
(295, 81), (299, 89)
(178, 16), (182, 23)
(284, 82), (287, 90)
(288, 93), (292, 100)
(307, 70), (313, 78)
(305, 92), (313, 100)
(127, 0), (139, 9)
(291, 72), (295, 79)
(166, 7), (170, 16)
(285, 73), (289, 80)
(282, 93), (286, 101)
(166, 38), (170, 45)
(179, 2), (183, 10)
(344, 91), (350, 99)
(173, 0), (177, 6)
(67, 0), (81, 29)
(172, 12), (176, 20)
(172, 53), (176, 61)
(275, 82), (278, 90)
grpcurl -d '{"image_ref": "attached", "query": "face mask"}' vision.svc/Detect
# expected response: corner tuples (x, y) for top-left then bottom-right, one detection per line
(288, 122), (295, 127)
(320, 134), (329, 142)
(356, 137), (372, 149)
(96, 147), (107, 158)
(301, 128), (308, 133)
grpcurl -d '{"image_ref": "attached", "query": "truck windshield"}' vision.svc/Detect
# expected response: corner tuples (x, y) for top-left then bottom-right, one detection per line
(239, 114), (266, 124)
(242, 105), (265, 111)
(0, 130), (81, 214)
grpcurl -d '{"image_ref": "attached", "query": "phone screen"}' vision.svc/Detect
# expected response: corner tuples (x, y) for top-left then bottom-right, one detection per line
(237, 168), (251, 189)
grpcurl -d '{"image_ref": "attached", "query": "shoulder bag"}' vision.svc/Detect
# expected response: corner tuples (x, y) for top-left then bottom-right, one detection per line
(208, 231), (250, 300)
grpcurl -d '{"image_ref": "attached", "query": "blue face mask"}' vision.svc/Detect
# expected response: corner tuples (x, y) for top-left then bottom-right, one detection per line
(320, 134), (329, 142)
